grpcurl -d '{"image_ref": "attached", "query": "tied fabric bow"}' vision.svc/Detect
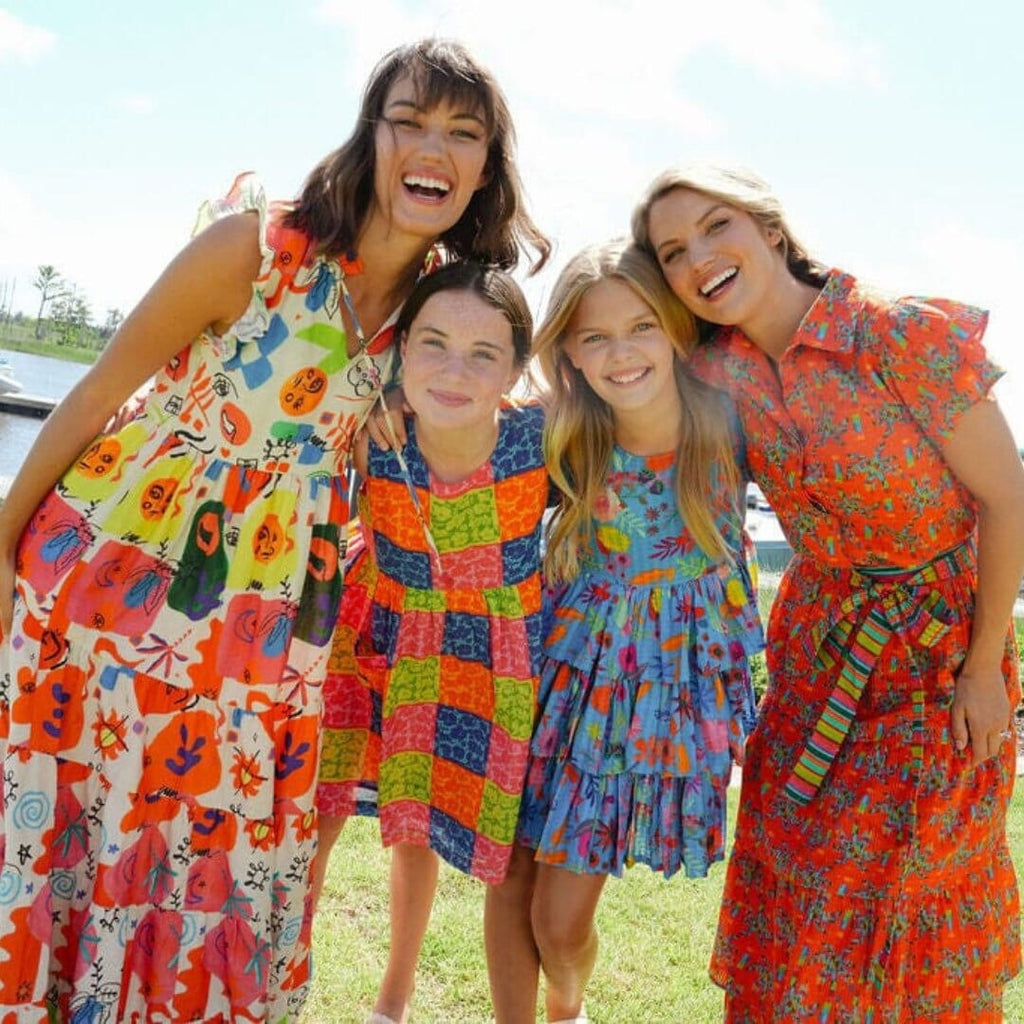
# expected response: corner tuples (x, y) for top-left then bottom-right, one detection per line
(784, 544), (969, 805)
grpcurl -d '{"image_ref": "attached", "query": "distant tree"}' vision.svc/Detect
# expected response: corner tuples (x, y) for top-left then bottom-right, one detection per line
(33, 265), (62, 338)
(51, 286), (92, 347)
(101, 307), (124, 340)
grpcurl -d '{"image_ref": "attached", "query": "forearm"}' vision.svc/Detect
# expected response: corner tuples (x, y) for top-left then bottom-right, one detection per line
(964, 499), (1024, 672)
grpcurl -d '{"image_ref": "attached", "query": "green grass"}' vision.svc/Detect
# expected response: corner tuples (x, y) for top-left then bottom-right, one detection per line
(306, 786), (1024, 1024)
(1, 334), (98, 364)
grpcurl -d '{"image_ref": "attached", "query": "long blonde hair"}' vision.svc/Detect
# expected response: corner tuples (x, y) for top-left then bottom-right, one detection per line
(535, 240), (740, 582)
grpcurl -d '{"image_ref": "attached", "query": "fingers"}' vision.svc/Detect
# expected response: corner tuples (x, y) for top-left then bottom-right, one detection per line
(950, 703), (969, 755)
(954, 708), (1014, 767)
(365, 407), (394, 451)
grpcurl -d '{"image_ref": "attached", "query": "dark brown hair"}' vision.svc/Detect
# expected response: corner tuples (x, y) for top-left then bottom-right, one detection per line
(285, 38), (550, 273)
(395, 261), (533, 369)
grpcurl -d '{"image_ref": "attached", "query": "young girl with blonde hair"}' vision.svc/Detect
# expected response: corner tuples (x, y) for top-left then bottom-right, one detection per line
(511, 239), (763, 1023)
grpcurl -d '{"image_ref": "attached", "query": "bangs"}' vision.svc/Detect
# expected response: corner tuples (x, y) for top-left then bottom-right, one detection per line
(406, 58), (494, 135)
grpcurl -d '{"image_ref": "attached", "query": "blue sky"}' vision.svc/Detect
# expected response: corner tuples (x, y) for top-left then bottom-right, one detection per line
(2, 0), (1023, 441)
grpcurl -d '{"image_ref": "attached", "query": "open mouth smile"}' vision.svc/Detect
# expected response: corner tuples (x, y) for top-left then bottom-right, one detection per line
(403, 174), (452, 201)
(699, 267), (738, 299)
(607, 367), (650, 385)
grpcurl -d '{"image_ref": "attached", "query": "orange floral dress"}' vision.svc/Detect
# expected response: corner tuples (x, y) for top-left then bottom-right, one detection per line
(690, 271), (1021, 1022)
(0, 174), (408, 1023)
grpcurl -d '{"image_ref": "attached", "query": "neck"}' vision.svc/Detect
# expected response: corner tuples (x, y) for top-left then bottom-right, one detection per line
(352, 210), (434, 309)
(415, 418), (501, 484)
(613, 406), (682, 457)
(740, 268), (821, 361)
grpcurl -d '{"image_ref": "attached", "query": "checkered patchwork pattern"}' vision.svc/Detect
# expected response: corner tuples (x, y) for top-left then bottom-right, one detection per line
(324, 404), (547, 883)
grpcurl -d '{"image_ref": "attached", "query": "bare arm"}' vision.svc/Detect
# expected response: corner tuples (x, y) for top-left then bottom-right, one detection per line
(0, 211), (262, 635)
(942, 396), (1024, 765)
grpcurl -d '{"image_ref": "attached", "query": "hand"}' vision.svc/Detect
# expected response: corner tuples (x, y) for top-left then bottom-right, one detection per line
(951, 663), (1012, 767)
(364, 388), (410, 450)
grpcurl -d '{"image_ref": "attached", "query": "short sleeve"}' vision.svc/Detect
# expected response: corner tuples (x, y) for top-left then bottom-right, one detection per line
(191, 172), (276, 360)
(721, 392), (750, 484)
(871, 295), (1003, 444)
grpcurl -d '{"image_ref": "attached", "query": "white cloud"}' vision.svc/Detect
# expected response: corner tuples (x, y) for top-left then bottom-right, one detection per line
(0, 9), (56, 62)
(315, 0), (883, 93)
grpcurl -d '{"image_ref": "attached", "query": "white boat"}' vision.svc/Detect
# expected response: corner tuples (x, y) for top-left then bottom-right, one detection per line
(0, 358), (23, 395)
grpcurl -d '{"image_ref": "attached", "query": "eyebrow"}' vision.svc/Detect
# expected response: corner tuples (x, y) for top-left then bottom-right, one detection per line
(384, 98), (487, 127)
(655, 203), (730, 253)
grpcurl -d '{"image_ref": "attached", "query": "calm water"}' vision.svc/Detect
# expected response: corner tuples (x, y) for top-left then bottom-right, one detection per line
(0, 350), (90, 481)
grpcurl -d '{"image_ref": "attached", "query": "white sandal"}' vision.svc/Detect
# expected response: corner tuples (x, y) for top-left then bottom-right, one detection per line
(550, 1010), (588, 1024)
(367, 1014), (399, 1024)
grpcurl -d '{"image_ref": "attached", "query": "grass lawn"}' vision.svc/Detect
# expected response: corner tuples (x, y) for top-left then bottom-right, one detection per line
(305, 783), (1024, 1023)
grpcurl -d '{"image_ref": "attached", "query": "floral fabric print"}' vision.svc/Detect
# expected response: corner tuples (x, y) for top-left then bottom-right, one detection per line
(0, 173), (407, 1022)
(318, 405), (547, 884)
(517, 446), (763, 878)
(690, 270), (1022, 1021)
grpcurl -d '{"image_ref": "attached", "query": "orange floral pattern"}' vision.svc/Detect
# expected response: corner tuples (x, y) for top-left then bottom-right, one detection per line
(691, 270), (1022, 1021)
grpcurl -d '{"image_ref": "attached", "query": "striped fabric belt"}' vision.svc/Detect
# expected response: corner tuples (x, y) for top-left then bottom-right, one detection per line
(784, 541), (972, 806)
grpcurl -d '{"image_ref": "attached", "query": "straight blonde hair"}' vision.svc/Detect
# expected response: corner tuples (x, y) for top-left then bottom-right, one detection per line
(535, 240), (740, 582)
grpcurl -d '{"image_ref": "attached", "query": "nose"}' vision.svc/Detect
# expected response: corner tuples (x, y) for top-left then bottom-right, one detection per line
(606, 334), (636, 361)
(418, 125), (446, 160)
(438, 350), (472, 377)
(686, 236), (714, 272)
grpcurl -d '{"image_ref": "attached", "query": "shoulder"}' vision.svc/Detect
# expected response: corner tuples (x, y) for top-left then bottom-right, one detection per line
(502, 400), (546, 434)
(850, 275), (988, 361)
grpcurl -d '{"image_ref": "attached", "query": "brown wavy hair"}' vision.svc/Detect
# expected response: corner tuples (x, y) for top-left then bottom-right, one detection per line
(395, 261), (533, 371)
(284, 38), (550, 273)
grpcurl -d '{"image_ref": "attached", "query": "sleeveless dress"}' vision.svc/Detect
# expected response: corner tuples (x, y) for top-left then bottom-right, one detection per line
(692, 270), (1022, 1021)
(318, 405), (548, 884)
(517, 446), (764, 879)
(0, 173), (407, 1023)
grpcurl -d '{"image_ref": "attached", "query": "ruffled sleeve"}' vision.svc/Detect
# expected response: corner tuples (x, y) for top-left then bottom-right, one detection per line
(866, 294), (1003, 444)
(191, 172), (277, 360)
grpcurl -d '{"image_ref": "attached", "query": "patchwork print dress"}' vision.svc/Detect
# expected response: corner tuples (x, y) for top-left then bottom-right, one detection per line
(0, 174), (405, 1022)
(329, 406), (547, 884)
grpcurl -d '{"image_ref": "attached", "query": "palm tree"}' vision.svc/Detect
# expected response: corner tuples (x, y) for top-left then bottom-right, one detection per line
(33, 264), (61, 339)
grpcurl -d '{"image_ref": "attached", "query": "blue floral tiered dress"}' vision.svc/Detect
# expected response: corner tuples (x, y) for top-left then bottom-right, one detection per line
(518, 447), (763, 878)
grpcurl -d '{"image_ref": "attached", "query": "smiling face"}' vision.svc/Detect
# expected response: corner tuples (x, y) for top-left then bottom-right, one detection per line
(562, 277), (682, 431)
(370, 75), (491, 246)
(646, 187), (788, 334)
(400, 289), (518, 439)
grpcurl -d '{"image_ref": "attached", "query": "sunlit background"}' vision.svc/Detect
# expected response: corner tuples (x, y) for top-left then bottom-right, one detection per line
(2, 1), (1022, 442)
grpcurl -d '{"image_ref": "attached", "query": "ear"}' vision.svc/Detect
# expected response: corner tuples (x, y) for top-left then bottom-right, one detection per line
(766, 226), (783, 248)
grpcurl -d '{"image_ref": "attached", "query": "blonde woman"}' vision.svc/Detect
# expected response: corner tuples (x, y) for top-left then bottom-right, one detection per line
(633, 162), (1024, 1021)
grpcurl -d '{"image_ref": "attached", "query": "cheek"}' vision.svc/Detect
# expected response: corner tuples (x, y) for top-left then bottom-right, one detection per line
(661, 265), (690, 300)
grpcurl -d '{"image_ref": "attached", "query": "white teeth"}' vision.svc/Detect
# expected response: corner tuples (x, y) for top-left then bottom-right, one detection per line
(609, 368), (647, 385)
(403, 174), (451, 193)
(700, 268), (737, 296)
